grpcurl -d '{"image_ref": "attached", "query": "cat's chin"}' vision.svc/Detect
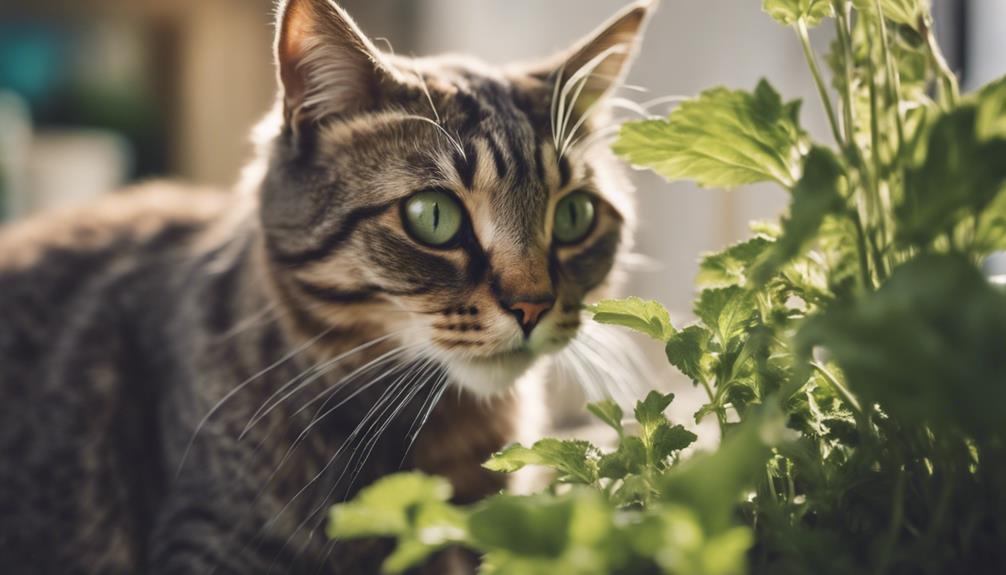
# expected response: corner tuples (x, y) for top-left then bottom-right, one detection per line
(443, 349), (540, 397)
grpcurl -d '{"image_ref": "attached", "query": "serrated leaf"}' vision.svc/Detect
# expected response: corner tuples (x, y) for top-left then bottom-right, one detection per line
(598, 436), (646, 479)
(752, 146), (846, 284)
(634, 390), (675, 432)
(762, 0), (834, 27)
(614, 80), (806, 189)
(587, 400), (624, 436)
(698, 236), (775, 288)
(652, 422), (698, 462)
(694, 286), (757, 347)
(897, 105), (1006, 246)
(665, 325), (714, 386)
(484, 439), (599, 484)
(587, 297), (675, 341)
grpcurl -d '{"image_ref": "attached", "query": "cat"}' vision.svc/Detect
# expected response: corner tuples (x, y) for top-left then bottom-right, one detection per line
(0, 0), (652, 573)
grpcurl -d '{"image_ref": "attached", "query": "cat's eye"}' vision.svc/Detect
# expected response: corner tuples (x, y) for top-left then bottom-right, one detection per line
(553, 191), (597, 245)
(402, 189), (464, 247)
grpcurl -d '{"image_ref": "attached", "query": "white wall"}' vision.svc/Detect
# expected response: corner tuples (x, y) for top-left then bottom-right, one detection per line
(414, 0), (833, 317)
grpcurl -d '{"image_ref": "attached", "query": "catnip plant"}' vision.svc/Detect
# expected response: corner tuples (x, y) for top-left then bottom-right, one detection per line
(326, 1), (1006, 573)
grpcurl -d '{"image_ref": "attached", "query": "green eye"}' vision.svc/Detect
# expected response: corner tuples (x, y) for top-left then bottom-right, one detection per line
(403, 189), (464, 247)
(553, 192), (597, 244)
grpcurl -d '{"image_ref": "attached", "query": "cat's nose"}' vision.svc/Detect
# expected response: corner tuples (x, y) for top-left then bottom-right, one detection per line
(504, 296), (555, 337)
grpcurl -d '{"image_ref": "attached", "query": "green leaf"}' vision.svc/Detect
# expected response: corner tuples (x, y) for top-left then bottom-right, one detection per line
(698, 236), (775, 288)
(586, 400), (624, 436)
(587, 297), (675, 341)
(852, 0), (927, 28)
(763, 0), (834, 27)
(633, 390), (675, 433)
(797, 254), (1006, 439)
(661, 402), (788, 533)
(752, 147), (846, 284)
(665, 325), (714, 386)
(598, 436), (647, 479)
(613, 80), (806, 189)
(897, 105), (1006, 246)
(652, 423), (698, 462)
(977, 75), (1006, 141)
(484, 439), (599, 484)
(694, 286), (757, 347)
(326, 473), (453, 539)
(468, 495), (574, 557)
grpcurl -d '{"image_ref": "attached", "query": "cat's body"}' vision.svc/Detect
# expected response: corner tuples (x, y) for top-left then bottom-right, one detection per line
(0, 187), (511, 573)
(0, 1), (652, 573)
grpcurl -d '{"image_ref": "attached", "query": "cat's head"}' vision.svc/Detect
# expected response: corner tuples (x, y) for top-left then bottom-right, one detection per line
(258, 0), (653, 396)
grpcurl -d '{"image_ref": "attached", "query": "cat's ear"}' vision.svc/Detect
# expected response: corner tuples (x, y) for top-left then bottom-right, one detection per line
(274, 0), (394, 128)
(530, 1), (655, 118)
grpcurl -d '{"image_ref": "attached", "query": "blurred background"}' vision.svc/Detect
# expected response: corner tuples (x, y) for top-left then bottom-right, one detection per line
(0, 0), (1002, 427)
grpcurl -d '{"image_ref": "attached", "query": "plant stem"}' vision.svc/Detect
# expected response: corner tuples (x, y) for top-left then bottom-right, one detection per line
(873, 0), (906, 154)
(920, 13), (960, 109)
(852, 208), (874, 289)
(875, 465), (907, 575)
(796, 18), (844, 147)
(810, 361), (861, 413)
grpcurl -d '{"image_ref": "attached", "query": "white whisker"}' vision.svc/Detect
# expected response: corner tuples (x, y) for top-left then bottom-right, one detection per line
(176, 326), (333, 478)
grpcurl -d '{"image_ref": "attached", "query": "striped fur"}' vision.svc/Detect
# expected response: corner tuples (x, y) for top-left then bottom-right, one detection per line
(0, 1), (652, 573)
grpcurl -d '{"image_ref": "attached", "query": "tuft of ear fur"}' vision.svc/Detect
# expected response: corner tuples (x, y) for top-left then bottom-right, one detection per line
(274, 0), (395, 128)
(530, 1), (656, 153)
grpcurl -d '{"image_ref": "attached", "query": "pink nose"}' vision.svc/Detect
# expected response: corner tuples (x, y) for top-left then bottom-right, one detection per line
(506, 298), (555, 336)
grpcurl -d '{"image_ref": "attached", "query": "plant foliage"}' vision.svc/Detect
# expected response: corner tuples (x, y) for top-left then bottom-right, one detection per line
(329, 2), (1006, 573)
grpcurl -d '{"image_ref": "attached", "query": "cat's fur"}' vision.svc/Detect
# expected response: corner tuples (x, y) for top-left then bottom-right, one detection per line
(0, 1), (652, 573)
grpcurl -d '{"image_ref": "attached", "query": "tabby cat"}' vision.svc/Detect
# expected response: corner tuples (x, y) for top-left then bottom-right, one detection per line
(0, 0), (653, 572)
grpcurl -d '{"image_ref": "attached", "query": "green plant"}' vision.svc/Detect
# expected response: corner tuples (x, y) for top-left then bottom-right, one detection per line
(328, 1), (1006, 573)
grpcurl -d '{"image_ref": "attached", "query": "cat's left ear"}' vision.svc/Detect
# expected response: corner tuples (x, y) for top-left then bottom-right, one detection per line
(527, 1), (656, 119)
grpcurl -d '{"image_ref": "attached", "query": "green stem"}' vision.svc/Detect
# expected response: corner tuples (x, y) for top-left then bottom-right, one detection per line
(852, 208), (874, 289)
(875, 465), (907, 575)
(920, 13), (960, 109)
(834, 3), (857, 143)
(873, 0), (906, 155)
(810, 361), (861, 413)
(796, 18), (844, 147)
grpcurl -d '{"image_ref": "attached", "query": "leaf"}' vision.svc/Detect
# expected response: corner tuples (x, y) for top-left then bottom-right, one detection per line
(651, 423), (698, 462)
(598, 436), (647, 479)
(484, 439), (599, 484)
(762, 0), (834, 27)
(661, 402), (789, 533)
(698, 236), (775, 288)
(752, 147), (846, 284)
(797, 254), (1006, 439)
(633, 390), (675, 433)
(665, 325), (714, 386)
(897, 104), (1006, 246)
(468, 495), (574, 557)
(852, 0), (927, 28)
(614, 80), (806, 189)
(587, 400), (624, 436)
(977, 75), (1006, 142)
(587, 297), (675, 341)
(326, 473), (453, 539)
(694, 286), (757, 347)
(326, 473), (468, 574)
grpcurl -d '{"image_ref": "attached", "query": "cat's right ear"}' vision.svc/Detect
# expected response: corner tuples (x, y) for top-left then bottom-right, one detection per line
(275, 0), (393, 131)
